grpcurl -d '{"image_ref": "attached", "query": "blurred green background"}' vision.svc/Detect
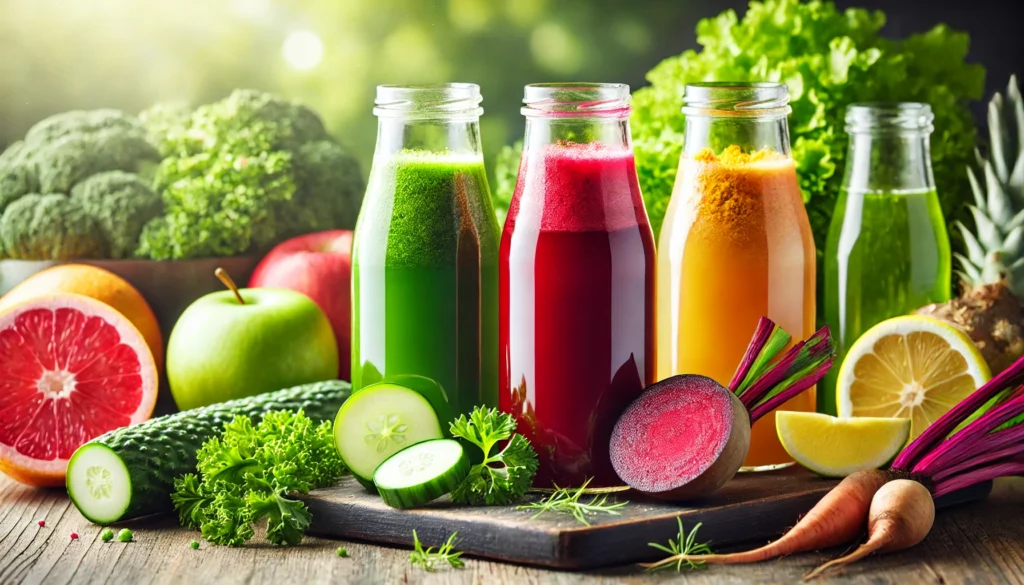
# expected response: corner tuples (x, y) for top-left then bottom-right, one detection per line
(0, 0), (1020, 171)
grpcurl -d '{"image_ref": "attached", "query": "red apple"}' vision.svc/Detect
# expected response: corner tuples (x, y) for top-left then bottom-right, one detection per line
(249, 230), (353, 380)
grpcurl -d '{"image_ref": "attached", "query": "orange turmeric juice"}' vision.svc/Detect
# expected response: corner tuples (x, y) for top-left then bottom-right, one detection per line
(657, 146), (816, 468)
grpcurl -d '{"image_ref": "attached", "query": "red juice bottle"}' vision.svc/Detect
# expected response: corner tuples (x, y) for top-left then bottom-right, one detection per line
(499, 83), (655, 487)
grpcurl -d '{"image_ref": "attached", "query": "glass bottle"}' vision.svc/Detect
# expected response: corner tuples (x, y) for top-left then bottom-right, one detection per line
(656, 82), (816, 470)
(821, 103), (951, 415)
(499, 83), (656, 487)
(351, 84), (500, 420)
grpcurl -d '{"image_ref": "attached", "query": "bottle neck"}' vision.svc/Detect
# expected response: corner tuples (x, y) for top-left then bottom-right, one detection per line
(843, 131), (934, 193)
(373, 115), (483, 159)
(683, 115), (791, 157)
(523, 116), (632, 152)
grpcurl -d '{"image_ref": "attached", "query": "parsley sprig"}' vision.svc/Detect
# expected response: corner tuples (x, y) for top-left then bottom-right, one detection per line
(409, 530), (464, 571)
(449, 407), (539, 505)
(171, 410), (344, 546)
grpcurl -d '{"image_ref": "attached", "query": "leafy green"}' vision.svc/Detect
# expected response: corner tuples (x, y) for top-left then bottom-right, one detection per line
(137, 89), (364, 260)
(170, 409), (345, 547)
(630, 0), (984, 277)
(409, 531), (464, 571)
(449, 407), (539, 506)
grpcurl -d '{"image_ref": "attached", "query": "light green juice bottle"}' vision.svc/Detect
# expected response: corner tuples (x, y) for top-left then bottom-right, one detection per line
(821, 103), (952, 415)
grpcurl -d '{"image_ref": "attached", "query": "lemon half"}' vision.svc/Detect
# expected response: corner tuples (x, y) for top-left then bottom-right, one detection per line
(836, 315), (990, 440)
(777, 411), (911, 477)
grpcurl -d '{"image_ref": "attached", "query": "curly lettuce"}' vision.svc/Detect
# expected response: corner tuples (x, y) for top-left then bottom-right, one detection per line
(630, 0), (984, 247)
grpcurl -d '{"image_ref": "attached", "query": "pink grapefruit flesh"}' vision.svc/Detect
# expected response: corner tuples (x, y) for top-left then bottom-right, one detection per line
(0, 294), (157, 486)
(609, 375), (751, 500)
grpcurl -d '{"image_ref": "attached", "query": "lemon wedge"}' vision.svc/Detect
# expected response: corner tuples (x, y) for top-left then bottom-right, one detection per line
(776, 411), (911, 477)
(836, 315), (990, 440)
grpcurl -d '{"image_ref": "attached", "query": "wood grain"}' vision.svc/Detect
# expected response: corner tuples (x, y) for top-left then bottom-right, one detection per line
(1, 474), (1022, 585)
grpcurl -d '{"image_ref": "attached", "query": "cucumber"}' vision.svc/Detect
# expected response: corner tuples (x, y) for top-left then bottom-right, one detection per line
(373, 439), (469, 508)
(381, 374), (454, 431)
(67, 380), (351, 525)
(334, 382), (443, 485)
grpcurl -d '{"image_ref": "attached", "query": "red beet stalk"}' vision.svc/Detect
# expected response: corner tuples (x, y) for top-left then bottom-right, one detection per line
(729, 318), (835, 423)
(891, 353), (1024, 498)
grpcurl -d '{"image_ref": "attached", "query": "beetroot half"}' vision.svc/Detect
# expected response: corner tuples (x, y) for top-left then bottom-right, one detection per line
(609, 318), (835, 501)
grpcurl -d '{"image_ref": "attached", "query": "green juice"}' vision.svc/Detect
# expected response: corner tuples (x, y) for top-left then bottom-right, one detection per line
(821, 187), (951, 414)
(351, 151), (500, 417)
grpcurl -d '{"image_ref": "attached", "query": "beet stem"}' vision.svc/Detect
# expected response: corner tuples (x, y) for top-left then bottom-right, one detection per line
(729, 317), (791, 396)
(894, 355), (1024, 471)
(930, 444), (1024, 483)
(740, 326), (835, 421)
(913, 395), (1024, 476)
(932, 459), (1024, 498)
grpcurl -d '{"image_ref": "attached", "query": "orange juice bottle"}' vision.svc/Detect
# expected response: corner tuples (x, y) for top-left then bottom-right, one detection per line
(656, 82), (816, 470)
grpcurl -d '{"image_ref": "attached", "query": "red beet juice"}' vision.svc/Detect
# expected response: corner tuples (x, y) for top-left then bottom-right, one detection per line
(500, 142), (655, 487)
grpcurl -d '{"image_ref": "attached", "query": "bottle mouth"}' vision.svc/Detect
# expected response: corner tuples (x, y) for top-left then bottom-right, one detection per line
(682, 82), (791, 118)
(522, 83), (631, 118)
(845, 103), (934, 133)
(374, 83), (483, 119)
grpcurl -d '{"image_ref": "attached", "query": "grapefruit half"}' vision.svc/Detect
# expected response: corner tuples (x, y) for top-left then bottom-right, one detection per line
(0, 294), (158, 486)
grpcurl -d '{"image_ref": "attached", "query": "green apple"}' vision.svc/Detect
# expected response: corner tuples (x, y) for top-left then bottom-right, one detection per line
(167, 286), (339, 410)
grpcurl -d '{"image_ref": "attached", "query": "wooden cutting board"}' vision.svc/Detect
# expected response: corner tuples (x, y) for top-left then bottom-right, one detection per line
(301, 469), (808, 569)
(302, 469), (991, 569)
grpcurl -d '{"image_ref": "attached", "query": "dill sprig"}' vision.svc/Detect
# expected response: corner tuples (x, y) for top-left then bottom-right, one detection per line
(409, 530), (465, 571)
(641, 519), (714, 572)
(517, 478), (628, 526)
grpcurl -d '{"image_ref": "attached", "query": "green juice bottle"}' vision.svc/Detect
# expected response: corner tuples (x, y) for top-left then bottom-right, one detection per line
(351, 84), (500, 420)
(821, 103), (952, 415)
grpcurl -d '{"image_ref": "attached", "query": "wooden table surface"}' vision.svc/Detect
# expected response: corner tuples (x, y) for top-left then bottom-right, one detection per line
(2, 475), (1023, 585)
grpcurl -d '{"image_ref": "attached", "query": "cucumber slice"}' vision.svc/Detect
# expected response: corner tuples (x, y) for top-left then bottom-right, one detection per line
(382, 374), (454, 431)
(334, 383), (443, 483)
(373, 439), (470, 509)
(66, 444), (133, 525)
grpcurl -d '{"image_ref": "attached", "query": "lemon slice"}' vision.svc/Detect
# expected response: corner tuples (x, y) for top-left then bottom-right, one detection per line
(836, 315), (990, 440)
(777, 412), (911, 477)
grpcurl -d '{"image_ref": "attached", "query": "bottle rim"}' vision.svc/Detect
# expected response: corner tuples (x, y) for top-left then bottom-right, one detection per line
(374, 83), (483, 119)
(522, 82), (631, 118)
(682, 82), (791, 118)
(845, 102), (934, 134)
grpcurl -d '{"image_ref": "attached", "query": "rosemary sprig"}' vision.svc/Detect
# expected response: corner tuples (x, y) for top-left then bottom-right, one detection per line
(517, 478), (628, 526)
(640, 519), (713, 572)
(409, 530), (465, 571)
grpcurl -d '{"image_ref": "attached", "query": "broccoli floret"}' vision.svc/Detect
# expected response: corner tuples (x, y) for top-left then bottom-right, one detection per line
(137, 90), (363, 260)
(0, 142), (39, 212)
(0, 109), (162, 260)
(291, 140), (365, 231)
(0, 194), (107, 260)
(71, 171), (163, 258)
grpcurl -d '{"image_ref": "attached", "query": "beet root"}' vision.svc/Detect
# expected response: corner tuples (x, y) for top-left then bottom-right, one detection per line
(609, 375), (751, 501)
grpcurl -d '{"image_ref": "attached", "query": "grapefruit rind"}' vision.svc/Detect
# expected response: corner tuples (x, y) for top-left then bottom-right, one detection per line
(0, 293), (158, 487)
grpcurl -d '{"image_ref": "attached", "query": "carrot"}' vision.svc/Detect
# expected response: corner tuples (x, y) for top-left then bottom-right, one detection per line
(804, 479), (934, 580)
(639, 469), (889, 569)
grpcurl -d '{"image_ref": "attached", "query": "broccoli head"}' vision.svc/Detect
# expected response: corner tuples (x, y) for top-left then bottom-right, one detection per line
(71, 171), (163, 258)
(0, 194), (107, 260)
(137, 90), (363, 260)
(0, 109), (161, 260)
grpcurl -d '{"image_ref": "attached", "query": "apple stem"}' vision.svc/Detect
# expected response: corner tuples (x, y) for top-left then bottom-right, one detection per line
(215, 268), (246, 305)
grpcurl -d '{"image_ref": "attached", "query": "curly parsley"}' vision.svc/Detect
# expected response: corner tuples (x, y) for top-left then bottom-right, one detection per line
(449, 407), (539, 506)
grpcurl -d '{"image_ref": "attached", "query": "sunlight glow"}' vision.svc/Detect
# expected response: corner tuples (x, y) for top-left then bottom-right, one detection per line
(282, 30), (323, 71)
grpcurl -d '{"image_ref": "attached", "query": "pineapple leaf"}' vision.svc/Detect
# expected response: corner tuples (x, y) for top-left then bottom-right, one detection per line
(1005, 226), (1024, 258)
(967, 166), (986, 209)
(970, 205), (1004, 252)
(1011, 151), (1024, 195)
(958, 222), (988, 268)
(1007, 208), (1024, 232)
(954, 252), (983, 284)
(989, 94), (1009, 181)
(983, 162), (1014, 225)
